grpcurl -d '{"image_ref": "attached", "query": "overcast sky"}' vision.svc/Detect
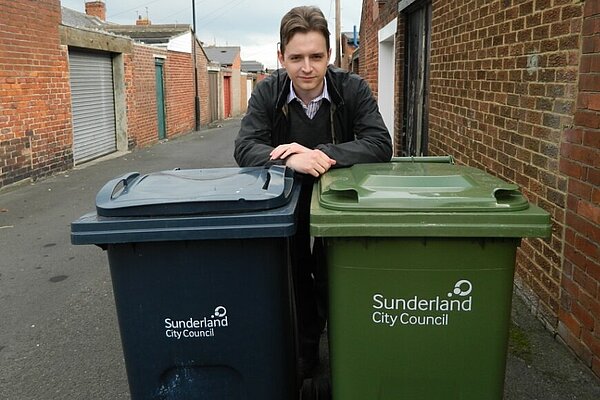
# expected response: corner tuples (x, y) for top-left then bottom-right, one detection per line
(60, 0), (363, 69)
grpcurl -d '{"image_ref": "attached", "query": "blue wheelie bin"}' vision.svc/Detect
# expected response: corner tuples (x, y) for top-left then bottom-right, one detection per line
(71, 166), (300, 400)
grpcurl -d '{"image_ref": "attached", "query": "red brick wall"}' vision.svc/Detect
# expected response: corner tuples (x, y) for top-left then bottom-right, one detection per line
(165, 51), (195, 137)
(360, 0), (383, 95)
(123, 52), (137, 149)
(559, 0), (600, 376)
(0, 0), (72, 187)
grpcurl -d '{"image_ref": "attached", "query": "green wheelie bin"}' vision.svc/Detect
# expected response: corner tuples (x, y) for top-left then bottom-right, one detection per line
(310, 157), (551, 400)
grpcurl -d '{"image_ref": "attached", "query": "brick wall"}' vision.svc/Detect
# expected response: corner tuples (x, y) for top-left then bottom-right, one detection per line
(127, 39), (211, 144)
(360, 0), (383, 95)
(123, 53), (137, 149)
(0, 0), (72, 187)
(195, 42), (211, 126)
(341, 35), (358, 71)
(427, 0), (583, 330)
(126, 45), (167, 148)
(559, 0), (600, 376)
(165, 51), (195, 136)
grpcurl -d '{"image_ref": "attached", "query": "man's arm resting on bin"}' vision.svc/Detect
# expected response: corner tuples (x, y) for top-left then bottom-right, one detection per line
(316, 78), (392, 167)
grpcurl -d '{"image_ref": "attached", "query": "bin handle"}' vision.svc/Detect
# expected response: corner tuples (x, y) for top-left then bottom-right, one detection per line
(493, 187), (528, 209)
(391, 156), (455, 164)
(263, 165), (294, 198)
(97, 172), (141, 202)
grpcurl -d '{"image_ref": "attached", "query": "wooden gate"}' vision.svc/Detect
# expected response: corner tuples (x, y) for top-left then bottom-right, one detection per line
(224, 76), (232, 118)
(402, 1), (431, 156)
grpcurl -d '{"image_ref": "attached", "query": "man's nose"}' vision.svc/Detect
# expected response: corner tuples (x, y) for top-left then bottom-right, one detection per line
(301, 57), (312, 71)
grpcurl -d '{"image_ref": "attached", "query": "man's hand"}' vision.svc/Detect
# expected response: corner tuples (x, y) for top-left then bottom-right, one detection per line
(284, 150), (336, 177)
(270, 142), (336, 177)
(270, 142), (311, 160)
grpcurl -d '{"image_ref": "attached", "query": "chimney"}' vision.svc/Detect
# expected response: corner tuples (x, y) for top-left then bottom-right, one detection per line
(85, 1), (106, 21)
(136, 15), (151, 26)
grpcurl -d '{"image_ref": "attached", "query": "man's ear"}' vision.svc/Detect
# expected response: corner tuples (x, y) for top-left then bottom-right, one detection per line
(327, 48), (332, 62)
(277, 50), (285, 67)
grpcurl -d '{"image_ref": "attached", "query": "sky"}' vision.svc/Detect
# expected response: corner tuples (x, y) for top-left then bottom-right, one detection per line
(60, 0), (364, 69)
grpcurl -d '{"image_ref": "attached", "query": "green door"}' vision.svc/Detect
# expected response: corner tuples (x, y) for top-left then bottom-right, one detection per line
(155, 58), (167, 140)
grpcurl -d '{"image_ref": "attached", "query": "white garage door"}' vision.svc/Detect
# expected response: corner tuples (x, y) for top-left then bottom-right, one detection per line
(69, 50), (116, 163)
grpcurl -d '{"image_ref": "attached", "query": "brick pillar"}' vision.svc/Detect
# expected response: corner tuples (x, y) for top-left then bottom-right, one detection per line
(558, 0), (600, 377)
(0, 0), (72, 188)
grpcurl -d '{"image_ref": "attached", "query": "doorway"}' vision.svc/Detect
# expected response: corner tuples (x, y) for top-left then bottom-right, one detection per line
(402, 1), (431, 156)
(155, 58), (167, 140)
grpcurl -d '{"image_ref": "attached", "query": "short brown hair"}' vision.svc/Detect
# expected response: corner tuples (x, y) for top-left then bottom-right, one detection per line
(279, 6), (330, 55)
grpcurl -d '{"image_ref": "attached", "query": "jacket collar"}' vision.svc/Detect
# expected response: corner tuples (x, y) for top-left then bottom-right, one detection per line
(275, 66), (344, 111)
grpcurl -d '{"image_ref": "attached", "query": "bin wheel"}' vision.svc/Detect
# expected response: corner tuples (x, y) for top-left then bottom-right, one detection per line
(300, 377), (331, 400)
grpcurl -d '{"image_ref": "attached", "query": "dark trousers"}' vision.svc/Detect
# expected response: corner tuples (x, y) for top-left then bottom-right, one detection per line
(291, 177), (327, 360)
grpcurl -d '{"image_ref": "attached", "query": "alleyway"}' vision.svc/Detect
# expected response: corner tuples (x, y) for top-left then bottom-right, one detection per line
(0, 118), (598, 399)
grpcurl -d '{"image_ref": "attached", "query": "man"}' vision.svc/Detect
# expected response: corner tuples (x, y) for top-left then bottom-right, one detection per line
(234, 6), (392, 378)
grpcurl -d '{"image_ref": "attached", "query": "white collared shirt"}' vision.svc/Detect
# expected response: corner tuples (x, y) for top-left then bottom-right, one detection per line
(287, 78), (330, 119)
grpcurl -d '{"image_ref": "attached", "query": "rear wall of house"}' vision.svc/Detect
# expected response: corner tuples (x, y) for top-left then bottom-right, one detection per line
(423, 0), (600, 374)
(125, 45), (167, 148)
(559, 0), (600, 375)
(165, 51), (195, 136)
(0, 0), (72, 187)
(195, 41), (211, 126)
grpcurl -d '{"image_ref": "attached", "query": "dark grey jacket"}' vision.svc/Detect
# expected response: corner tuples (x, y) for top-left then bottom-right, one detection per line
(234, 66), (392, 168)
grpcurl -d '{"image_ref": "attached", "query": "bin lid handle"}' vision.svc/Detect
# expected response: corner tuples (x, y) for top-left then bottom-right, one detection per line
(97, 172), (141, 201)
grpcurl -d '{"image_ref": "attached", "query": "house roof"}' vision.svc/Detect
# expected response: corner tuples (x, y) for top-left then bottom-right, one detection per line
(61, 6), (189, 45)
(61, 6), (109, 29)
(204, 46), (240, 66)
(103, 25), (190, 45)
(342, 31), (360, 45)
(241, 60), (265, 73)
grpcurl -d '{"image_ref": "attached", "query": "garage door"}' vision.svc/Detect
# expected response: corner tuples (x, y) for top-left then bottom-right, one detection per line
(69, 50), (116, 163)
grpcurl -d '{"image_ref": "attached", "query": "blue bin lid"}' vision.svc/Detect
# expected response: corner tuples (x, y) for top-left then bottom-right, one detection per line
(71, 166), (300, 244)
(95, 165), (294, 217)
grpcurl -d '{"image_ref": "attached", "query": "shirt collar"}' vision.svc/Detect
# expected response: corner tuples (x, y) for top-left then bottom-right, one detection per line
(287, 78), (330, 105)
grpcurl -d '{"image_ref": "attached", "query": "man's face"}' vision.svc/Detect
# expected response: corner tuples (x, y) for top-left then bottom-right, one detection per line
(278, 31), (331, 103)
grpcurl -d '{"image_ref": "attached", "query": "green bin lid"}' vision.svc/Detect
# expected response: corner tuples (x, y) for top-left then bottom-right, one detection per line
(311, 159), (551, 238)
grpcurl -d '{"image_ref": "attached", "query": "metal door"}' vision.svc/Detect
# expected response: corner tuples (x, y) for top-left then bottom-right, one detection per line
(209, 71), (219, 122)
(69, 50), (116, 163)
(155, 59), (167, 140)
